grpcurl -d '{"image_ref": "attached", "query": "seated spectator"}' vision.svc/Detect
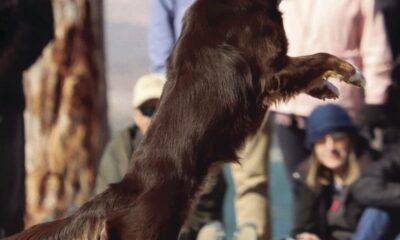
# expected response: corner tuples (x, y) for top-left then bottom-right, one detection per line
(351, 144), (400, 240)
(290, 104), (380, 240)
(95, 73), (226, 240)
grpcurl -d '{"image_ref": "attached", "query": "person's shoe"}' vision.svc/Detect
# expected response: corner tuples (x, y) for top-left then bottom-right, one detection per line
(233, 224), (258, 240)
(196, 221), (225, 240)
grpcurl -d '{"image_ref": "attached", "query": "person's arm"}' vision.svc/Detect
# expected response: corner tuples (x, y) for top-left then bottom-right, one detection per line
(95, 145), (121, 194)
(148, 0), (175, 73)
(359, 0), (393, 105)
(377, 0), (400, 85)
(291, 179), (320, 238)
(352, 146), (400, 208)
(94, 131), (132, 194)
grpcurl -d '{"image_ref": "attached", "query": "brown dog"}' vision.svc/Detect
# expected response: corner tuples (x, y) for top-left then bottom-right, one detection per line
(7, 0), (364, 239)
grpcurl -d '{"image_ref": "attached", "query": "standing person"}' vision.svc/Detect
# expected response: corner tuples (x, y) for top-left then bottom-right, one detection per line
(0, 0), (53, 237)
(272, 0), (393, 184)
(291, 104), (380, 240)
(378, 0), (399, 83)
(361, 0), (400, 150)
(231, 114), (271, 240)
(148, 1), (270, 239)
(148, 0), (194, 73)
(95, 73), (226, 240)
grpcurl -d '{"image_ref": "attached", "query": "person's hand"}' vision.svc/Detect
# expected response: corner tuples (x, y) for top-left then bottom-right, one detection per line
(296, 232), (320, 240)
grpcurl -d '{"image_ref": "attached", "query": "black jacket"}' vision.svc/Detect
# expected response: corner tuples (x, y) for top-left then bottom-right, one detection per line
(291, 137), (380, 240)
(352, 143), (400, 210)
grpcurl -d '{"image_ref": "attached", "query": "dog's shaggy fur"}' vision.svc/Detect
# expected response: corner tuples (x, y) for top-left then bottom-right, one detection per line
(7, 0), (364, 239)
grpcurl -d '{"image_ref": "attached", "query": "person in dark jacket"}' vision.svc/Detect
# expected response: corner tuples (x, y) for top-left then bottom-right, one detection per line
(95, 74), (226, 240)
(351, 6), (400, 235)
(351, 144), (400, 240)
(291, 104), (380, 240)
(0, 0), (53, 237)
(380, 0), (400, 147)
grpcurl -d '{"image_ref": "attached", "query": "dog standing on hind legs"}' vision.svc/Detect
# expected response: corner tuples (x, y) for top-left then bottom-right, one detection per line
(7, 0), (365, 239)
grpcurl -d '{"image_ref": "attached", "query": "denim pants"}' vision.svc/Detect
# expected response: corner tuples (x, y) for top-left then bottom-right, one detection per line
(353, 208), (400, 240)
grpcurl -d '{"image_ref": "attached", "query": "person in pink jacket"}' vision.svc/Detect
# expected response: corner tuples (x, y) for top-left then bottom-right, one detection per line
(271, 0), (393, 188)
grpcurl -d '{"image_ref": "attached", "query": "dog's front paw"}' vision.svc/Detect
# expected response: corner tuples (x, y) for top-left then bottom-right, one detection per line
(307, 80), (339, 100)
(322, 63), (366, 88)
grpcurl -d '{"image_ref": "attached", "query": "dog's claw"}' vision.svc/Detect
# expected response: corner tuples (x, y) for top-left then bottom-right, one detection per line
(348, 65), (366, 87)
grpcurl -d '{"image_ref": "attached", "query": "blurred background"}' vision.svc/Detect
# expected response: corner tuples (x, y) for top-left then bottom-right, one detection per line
(2, 0), (399, 239)
(105, 0), (149, 131)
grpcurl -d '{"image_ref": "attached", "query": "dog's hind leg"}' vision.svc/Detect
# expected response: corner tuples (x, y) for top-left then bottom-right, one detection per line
(105, 177), (193, 240)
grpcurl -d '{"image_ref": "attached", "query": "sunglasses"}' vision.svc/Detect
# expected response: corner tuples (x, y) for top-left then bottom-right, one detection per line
(139, 106), (157, 117)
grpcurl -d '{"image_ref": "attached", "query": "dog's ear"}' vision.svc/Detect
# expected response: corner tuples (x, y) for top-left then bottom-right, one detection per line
(266, 0), (281, 10)
(273, 0), (282, 7)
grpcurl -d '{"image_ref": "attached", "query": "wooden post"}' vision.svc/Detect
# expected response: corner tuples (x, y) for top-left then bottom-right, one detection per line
(23, 0), (108, 227)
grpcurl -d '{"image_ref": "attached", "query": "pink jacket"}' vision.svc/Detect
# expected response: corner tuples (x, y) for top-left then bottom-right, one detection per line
(272, 0), (393, 122)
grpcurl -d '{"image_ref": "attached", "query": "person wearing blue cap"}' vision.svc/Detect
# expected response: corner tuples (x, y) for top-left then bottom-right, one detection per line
(289, 104), (381, 240)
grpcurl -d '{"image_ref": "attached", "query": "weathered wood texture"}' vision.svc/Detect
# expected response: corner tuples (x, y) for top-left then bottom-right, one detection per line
(23, 0), (108, 227)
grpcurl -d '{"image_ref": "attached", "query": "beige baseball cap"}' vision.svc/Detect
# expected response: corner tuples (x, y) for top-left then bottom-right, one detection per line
(132, 73), (166, 108)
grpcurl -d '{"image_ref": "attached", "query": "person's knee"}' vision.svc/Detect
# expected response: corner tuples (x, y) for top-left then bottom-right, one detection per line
(362, 208), (391, 222)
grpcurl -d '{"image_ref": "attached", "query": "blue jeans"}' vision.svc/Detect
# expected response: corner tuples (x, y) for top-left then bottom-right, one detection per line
(353, 208), (400, 240)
